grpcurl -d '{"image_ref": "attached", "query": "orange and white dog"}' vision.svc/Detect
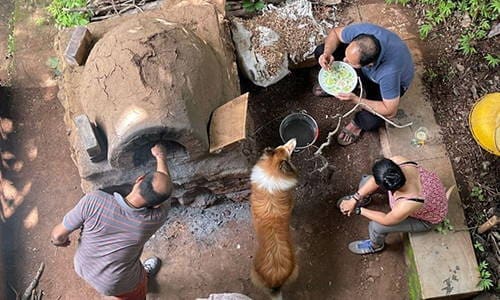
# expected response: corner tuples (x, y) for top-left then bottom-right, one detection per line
(250, 139), (298, 300)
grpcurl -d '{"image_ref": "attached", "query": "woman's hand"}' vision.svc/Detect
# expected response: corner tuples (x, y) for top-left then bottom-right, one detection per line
(319, 53), (334, 70)
(339, 198), (357, 216)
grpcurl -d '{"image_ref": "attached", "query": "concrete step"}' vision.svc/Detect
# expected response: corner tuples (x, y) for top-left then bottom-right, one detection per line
(348, 2), (482, 298)
(380, 68), (481, 298)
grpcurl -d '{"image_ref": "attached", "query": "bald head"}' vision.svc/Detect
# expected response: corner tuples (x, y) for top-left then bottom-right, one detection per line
(351, 34), (380, 66)
(138, 171), (172, 207)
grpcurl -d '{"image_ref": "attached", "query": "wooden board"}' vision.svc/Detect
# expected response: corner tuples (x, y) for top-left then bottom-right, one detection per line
(209, 93), (248, 153)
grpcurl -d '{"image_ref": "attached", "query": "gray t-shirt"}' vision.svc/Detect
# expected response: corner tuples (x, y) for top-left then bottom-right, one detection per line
(63, 190), (169, 296)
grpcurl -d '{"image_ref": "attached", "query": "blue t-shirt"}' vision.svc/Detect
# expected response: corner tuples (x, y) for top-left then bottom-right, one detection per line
(341, 23), (414, 99)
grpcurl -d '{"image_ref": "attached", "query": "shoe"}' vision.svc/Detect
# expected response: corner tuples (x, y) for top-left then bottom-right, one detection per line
(312, 83), (330, 97)
(143, 256), (161, 277)
(348, 239), (384, 255)
(337, 121), (362, 146)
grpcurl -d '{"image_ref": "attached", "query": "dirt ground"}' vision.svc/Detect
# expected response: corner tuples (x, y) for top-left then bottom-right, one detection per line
(3, 0), (496, 299)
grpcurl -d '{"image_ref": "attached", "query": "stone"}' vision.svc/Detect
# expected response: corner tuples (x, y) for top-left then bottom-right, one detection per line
(73, 114), (106, 162)
(64, 26), (93, 66)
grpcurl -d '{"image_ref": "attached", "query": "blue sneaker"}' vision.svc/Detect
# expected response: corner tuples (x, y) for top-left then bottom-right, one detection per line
(348, 239), (384, 255)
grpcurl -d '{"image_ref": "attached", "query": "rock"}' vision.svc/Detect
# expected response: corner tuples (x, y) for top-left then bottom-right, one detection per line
(367, 276), (375, 283)
(487, 23), (500, 38)
(456, 64), (465, 73)
(303, 223), (314, 234)
(320, 0), (342, 5)
(470, 85), (478, 99)
(460, 13), (472, 28)
(481, 161), (491, 171)
(366, 262), (381, 277)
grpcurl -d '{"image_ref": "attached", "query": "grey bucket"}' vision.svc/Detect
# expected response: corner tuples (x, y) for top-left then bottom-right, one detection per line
(279, 112), (319, 151)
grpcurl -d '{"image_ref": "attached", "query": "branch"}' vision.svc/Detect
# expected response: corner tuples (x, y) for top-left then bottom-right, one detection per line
(22, 263), (44, 300)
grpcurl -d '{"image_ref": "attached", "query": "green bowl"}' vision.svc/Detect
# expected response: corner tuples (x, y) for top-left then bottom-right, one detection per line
(318, 61), (357, 96)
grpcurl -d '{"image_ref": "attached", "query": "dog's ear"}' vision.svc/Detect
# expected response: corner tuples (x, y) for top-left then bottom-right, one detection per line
(279, 159), (297, 175)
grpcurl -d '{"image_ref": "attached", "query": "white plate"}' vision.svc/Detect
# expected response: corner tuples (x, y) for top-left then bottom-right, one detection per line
(318, 61), (358, 96)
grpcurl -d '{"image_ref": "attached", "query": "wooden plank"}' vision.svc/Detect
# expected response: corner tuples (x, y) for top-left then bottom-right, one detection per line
(209, 93), (248, 153)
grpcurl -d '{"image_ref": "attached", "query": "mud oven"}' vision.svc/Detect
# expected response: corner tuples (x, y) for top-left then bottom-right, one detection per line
(57, 1), (254, 203)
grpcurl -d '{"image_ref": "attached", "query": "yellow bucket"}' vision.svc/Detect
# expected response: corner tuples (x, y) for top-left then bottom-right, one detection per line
(468, 92), (500, 156)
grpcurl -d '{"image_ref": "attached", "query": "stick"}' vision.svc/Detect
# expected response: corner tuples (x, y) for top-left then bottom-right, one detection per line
(8, 282), (19, 300)
(478, 215), (499, 234)
(22, 263), (44, 300)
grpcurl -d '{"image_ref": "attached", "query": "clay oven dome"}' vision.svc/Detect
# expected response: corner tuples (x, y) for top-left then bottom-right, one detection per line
(79, 17), (229, 168)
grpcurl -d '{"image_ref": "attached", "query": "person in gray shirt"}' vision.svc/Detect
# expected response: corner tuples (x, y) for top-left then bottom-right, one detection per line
(51, 144), (173, 299)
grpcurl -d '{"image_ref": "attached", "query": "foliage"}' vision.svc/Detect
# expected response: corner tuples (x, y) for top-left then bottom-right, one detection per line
(242, 0), (266, 13)
(388, 0), (499, 56)
(34, 17), (47, 26)
(385, 0), (411, 4)
(470, 186), (485, 201)
(435, 218), (453, 234)
(46, 57), (62, 77)
(477, 261), (494, 290)
(484, 54), (500, 67)
(47, 0), (89, 28)
(473, 241), (484, 252)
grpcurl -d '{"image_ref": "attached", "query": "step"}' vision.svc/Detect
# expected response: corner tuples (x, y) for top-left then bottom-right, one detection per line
(347, 2), (482, 298)
(380, 66), (481, 299)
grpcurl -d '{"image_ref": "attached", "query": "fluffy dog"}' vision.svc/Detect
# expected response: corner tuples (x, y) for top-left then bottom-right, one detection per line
(250, 139), (298, 300)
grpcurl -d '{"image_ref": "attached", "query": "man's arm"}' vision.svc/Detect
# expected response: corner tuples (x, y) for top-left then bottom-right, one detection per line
(324, 27), (344, 56)
(50, 223), (72, 247)
(319, 27), (345, 70)
(151, 144), (170, 176)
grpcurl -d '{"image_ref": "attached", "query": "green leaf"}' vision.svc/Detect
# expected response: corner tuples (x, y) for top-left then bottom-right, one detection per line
(254, 1), (265, 10)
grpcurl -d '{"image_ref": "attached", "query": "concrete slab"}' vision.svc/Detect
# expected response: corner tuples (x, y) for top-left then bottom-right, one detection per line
(364, 3), (481, 298)
(405, 38), (424, 66)
(384, 67), (449, 161)
(357, 3), (418, 41)
(410, 230), (481, 299)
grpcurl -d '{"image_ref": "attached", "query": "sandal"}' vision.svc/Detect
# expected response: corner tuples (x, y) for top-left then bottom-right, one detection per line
(312, 83), (330, 97)
(337, 121), (362, 146)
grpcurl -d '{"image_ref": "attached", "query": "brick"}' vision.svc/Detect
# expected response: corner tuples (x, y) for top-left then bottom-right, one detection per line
(64, 26), (93, 66)
(73, 114), (106, 162)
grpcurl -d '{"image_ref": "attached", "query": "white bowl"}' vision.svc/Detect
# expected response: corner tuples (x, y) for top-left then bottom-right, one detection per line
(318, 61), (358, 96)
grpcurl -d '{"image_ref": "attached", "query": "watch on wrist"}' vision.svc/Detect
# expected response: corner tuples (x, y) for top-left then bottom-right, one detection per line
(355, 207), (361, 215)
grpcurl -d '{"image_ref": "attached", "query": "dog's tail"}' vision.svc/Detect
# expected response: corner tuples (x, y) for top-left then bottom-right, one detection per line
(251, 268), (283, 300)
(270, 288), (282, 300)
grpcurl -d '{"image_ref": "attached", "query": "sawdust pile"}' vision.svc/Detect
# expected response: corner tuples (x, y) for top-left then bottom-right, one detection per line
(241, 15), (323, 75)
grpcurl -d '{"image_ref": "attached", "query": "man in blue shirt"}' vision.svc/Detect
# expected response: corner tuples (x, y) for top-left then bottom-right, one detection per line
(313, 23), (414, 146)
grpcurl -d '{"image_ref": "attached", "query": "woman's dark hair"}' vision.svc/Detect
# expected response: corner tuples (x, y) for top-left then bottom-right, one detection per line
(352, 34), (381, 66)
(372, 158), (406, 191)
(139, 172), (169, 207)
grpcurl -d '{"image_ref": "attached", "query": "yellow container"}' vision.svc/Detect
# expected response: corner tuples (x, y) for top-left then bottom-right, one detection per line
(468, 92), (500, 156)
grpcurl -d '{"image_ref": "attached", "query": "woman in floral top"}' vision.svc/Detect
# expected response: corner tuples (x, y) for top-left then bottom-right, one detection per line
(338, 156), (448, 254)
